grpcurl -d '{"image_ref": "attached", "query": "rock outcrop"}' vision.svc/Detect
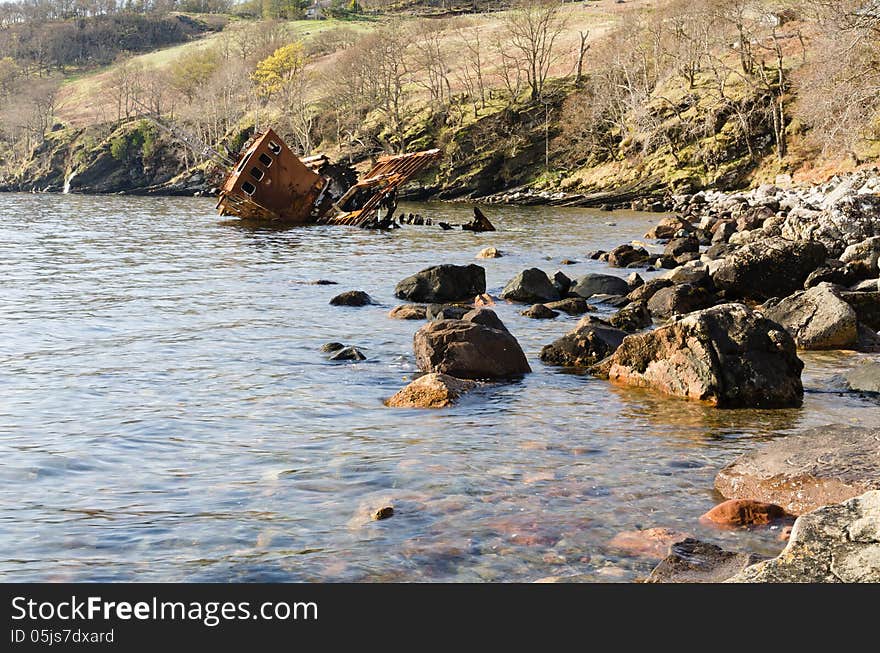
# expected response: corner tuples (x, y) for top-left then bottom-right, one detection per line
(726, 490), (880, 582)
(601, 303), (803, 408)
(715, 425), (880, 514)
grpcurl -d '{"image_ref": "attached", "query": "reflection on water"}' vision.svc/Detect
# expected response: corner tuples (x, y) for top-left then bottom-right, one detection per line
(1, 193), (879, 582)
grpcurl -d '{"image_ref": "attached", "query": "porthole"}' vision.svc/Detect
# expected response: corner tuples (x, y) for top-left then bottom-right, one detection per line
(250, 167), (265, 181)
(242, 181), (256, 196)
(258, 153), (273, 167)
(267, 141), (281, 155)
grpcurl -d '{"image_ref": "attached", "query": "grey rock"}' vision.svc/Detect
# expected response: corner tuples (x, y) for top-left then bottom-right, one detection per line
(760, 283), (858, 350)
(539, 316), (627, 368)
(500, 268), (561, 304)
(569, 273), (630, 299)
(330, 290), (374, 306)
(711, 237), (827, 300)
(845, 360), (880, 393)
(426, 304), (470, 321)
(330, 346), (367, 361)
(647, 283), (714, 319)
(608, 300), (652, 332)
(395, 264), (486, 303)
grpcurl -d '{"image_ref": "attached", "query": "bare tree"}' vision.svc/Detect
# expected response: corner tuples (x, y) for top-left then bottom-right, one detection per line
(500, 0), (568, 102)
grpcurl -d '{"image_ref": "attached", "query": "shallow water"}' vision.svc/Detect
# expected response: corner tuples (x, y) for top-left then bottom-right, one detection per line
(1, 193), (878, 582)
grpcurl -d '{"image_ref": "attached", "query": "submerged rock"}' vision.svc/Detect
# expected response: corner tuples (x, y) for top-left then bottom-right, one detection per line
(700, 499), (792, 527)
(426, 304), (471, 321)
(539, 317), (627, 368)
(500, 268), (560, 304)
(600, 303), (803, 408)
(727, 490), (880, 583)
(715, 425), (880, 514)
(608, 527), (690, 560)
(395, 264), (486, 303)
(413, 315), (530, 380)
(760, 283), (858, 350)
(385, 373), (478, 408)
(329, 346), (367, 361)
(644, 538), (764, 583)
(330, 290), (375, 306)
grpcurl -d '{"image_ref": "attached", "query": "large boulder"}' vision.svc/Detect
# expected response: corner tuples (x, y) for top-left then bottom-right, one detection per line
(569, 273), (630, 299)
(539, 316), (627, 368)
(600, 303), (803, 408)
(726, 490), (880, 583)
(715, 425), (880, 515)
(759, 283), (859, 350)
(500, 268), (560, 304)
(710, 237), (827, 300)
(395, 264), (486, 303)
(414, 314), (530, 380)
(385, 373), (478, 408)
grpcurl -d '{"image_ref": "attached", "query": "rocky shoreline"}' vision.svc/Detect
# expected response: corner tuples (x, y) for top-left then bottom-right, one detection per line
(327, 166), (880, 582)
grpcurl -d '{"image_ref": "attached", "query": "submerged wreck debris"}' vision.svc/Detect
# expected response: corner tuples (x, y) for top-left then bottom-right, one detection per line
(216, 129), (447, 228)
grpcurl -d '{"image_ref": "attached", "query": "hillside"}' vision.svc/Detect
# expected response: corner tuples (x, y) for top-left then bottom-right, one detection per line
(1, 0), (879, 200)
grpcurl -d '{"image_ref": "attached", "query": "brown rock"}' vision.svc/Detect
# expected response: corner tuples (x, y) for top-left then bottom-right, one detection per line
(602, 303), (803, 408)
(699, 499), (791, 527)
(645, 215), (693, 240)
(389, 304), (427, 320)
(385, 373), (478, 408)
(714, 425), (880, 515)
(414, 318), (531, 379)
(522, 304), (559, 319)
(374, 506), (394, 520)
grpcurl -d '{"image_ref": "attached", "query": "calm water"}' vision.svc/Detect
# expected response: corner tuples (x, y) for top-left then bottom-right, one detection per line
(1, 193), (879, 582)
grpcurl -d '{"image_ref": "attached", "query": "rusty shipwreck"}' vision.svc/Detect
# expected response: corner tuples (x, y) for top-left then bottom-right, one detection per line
(215, 129), (494, 231)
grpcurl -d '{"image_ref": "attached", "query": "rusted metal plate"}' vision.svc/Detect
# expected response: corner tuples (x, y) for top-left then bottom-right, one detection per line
(216, 130), (440, 228)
